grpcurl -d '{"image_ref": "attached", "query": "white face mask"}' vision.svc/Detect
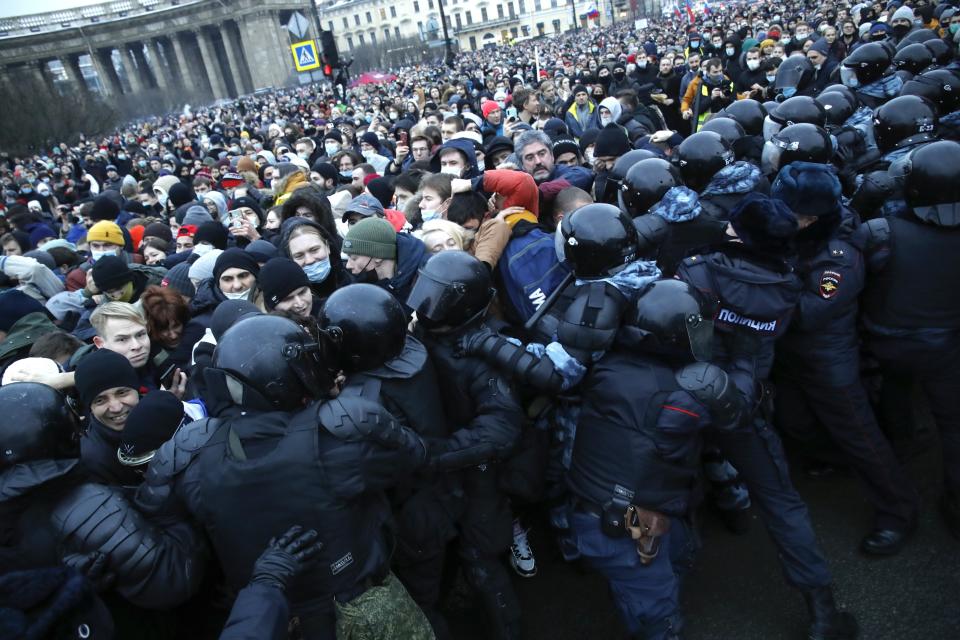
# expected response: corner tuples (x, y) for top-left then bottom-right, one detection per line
(725, 47), (735, 56)
(747, 59), (760, 71)
(90, 249), (114, 263)
(193, 243), (213, 257)
(440, 166), (463, 177)
(223, 288), (251, 300)
(600, 115), (612, 126)
(361, 149), (376, 160)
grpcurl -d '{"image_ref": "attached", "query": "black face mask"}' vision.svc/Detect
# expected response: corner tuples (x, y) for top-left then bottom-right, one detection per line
(613, 71), (626, 80)
(892, 24), (911, 38)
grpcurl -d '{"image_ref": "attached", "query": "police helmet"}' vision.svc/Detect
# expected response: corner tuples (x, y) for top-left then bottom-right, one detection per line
(675, 131), (735, 193)
(406, 251), (494, 331)
(873, 95), (938, 154)
(619, 158), (683, 217)
(559, 203), (639, 279)
(817, 92), (856, 129)
(820, 84), (860, 110)
(623, 279), (717, 362)
(774, 55), (815, 100)
(893, 43), (936, 77)
(900, 69), (960, 114)
(923, 39), (953, 67)
(896, 28), (939, 50)
(721, 99), (768, 136)
(761, 123), (833, 176)
(701, 117), (747, 149)
(764, 96), (828, 141)
(841, 42), (893, 89)
(213, 314), (333, 411)
(318, 283), (407, 373)
(0, 383), (80, 470)
(903, 140), (960, 225)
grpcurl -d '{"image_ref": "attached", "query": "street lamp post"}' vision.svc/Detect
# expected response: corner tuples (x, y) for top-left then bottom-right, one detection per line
(437, 0), (455, 67)
(570, 0), (579, 31)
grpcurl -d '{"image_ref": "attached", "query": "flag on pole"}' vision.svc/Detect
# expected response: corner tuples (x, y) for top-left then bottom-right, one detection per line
(673, 1), (682, 19)
(703, 0), (712, 15)
(685, 0), (695, 24)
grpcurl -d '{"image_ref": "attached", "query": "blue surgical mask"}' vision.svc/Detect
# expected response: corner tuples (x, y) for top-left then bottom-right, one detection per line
(90, 249), (113, 262)
(303, 257), (331, 283)
(421, 210), (442, 222)
(781, 86), (798, 98)
(340, 170), (353, 179)
(952, 24), (960, 34)
(766, 74), (777, 83)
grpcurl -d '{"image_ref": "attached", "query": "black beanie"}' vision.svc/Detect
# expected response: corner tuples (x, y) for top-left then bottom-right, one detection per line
(75, 348), (140, 409)
(259, 258), (310, 310)
(91, 255), (133, 291)
(194, 221), (229, 250)
(210, 299), (262, 339)
(143, 222), (173, 244)
(168, 182), (196, 209)
(90, 195), (120, 222)
(231, 196), (264, 224)
(311, 162), (339, 184)
(593, 123), (631, 158)
(213, 247), (261, 282)
(579, 128), (601, 154)
(118, 390), (184, 466)
(365, 177), (395, 210)
(0, 289), (46, 332)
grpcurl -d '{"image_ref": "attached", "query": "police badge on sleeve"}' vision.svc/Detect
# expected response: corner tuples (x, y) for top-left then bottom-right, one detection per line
(819, 271), (842, 299)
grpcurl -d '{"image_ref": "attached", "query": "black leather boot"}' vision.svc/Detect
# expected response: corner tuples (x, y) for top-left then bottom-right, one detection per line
(803, 586), (859, 640)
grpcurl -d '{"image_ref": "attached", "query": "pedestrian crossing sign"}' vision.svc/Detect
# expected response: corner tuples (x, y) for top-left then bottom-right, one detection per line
(291, 40), (321, 72)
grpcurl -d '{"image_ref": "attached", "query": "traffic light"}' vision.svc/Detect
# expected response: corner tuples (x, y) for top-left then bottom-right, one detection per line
(323, 63), (333, 78)
(320, 30), (340, 68)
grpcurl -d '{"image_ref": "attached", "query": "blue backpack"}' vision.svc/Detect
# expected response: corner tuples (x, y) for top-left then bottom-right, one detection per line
(497, 225), (571, 323)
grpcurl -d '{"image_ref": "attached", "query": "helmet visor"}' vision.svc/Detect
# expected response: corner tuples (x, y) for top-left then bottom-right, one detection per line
(406, 271), (466, 323)
(762, 115), (782, 142)
(686, 313), (714, 362)
(761, 140), (784, 176)
(840, 66), (860, 88)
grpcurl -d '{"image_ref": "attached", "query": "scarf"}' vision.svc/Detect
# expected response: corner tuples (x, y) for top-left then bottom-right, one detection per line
(859, 75), (904, 100)
(650, 186), (703, 222)
(701, 161), (762, 198)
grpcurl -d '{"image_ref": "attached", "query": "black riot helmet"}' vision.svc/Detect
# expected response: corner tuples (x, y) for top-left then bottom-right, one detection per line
(774, 55), (815, 101)
(213, 314), (332, 411)
(610, 149), (656, 185)
(721, 99), (768, 136)
(559, 203), (639, 279)
(318, 283), (407, 373)
(632, 214), (669, 259)
(701, 117), (747, 149)
(903, 140), (960, 225)
(896, 28), (938, 49)
(923, 39), (953, 67)
(675, 131), (735, 193)
(873, 95), (938, 153)
(623, 279), (717, 362)
(893, 43), (936, 77)
(761, 123), (833, 176)
(406, 251), (494, 331)
(0, 383), (80, 470)
(764, 96), (827, 140)
(619, 158), (683, 217)
(820, 84), (860, 110)
(841, 42), (893, 89)
(817, 91), (856, 129)
(900, 69), (960, 114)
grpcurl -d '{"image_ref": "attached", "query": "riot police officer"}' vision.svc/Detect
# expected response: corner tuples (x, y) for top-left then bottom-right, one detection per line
(407, 251), (525, 640)
(567, 279), (747, 640)
(0, 383), (206, 612)
(319, 283), (460, 638)
(677, 193), (859, 640)
(136, 314), (432, 639)
(770, 162), (920, 555)
(840, 43), (902, 110)
(859, 140), (960, 539)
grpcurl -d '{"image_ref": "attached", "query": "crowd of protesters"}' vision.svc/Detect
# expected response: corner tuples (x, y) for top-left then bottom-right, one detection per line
(2, 0), (960, 637)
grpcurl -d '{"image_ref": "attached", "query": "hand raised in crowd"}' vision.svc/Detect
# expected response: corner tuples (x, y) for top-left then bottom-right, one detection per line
(229, 217), (260, 242)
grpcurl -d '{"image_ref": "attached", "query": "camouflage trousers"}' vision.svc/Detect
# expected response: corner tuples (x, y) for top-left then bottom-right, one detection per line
(334, 571), (435, 640)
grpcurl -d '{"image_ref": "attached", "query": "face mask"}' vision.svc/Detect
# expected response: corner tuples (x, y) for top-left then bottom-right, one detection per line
(90, 249), (113, 262)
(421, 210), (442, 222)
(796, 31), (808, 39)
(840, 66), (859, 88)
(361, 149), (376, 160)
(303, 257), (331, 283)
(690, 40), (700, 49)
(584, 149), (595, 164)
(118, 154), (126, 160)
(725, 47), (735, 57)
(951, 24), (960, 34)
(156, 191), (168, 207)
(893, 24), (911, 37)
(138, 160), (147, 168)
(230, 146), (241, 154)
(766, 74), (777, 83)
(781, 36), (792, 45)
(298, 152), (311, 161)
(223, 288), (251, 300)
(781, 86), (798, 98)
(747, 59), (761, 71)
(440, 166), (462, 177)
(613, 71), (625, 80)
(389, 112), (399, 120)
(324, 142), (339, 155)
(193, 243), (213, 257)
(353, 268), (380, 285)
(627, 63), (637, 73)
(600, 115), (612, 126)
(340, 170), (353, 179)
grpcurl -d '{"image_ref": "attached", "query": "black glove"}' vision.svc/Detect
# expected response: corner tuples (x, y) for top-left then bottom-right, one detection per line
(250, 526), (323, 592)
(455, 325), (496, 358)
(63, 551), (115, 592)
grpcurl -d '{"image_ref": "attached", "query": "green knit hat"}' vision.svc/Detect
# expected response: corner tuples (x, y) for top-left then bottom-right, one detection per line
(342, 218), (397, 260)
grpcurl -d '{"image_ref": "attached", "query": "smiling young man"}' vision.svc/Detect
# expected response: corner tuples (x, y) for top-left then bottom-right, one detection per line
(75, 346), (144, 487)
